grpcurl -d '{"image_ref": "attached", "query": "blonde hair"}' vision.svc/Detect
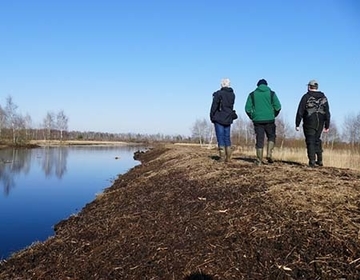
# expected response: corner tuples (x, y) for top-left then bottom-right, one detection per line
(221, 78), (231, 88)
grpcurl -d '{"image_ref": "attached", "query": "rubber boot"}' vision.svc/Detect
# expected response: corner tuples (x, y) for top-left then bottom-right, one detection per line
(306, 141), (316, 167)
(256, 148), (263, 166)
(218, 146), (225, 162)
(266, 141), (275, 164)
(316, 152), (323, 166)
(225, 146), (232, 163)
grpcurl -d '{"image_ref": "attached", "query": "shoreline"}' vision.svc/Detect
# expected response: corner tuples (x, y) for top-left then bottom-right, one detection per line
(0, 140), (146, 150)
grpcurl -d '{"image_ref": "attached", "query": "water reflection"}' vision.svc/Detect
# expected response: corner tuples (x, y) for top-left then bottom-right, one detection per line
(40, 147), (68, 179)
(0, 149), (31, 196)
(0, 148), (68, 196)
(0, 145), (144, 197)
(0, 145), (144, 259)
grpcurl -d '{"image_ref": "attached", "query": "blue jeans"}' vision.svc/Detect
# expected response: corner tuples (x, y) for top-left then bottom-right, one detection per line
(214, 123), (231, 147)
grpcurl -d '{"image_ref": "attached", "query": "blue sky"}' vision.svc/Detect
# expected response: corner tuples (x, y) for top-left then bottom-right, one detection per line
(1, 0), (359, 136)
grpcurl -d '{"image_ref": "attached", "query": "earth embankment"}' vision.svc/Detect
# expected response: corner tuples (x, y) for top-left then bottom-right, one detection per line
(1, 144), (360, 279)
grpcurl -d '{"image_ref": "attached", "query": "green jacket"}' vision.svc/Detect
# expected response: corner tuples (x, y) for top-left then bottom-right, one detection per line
(245, 84), (281, 123)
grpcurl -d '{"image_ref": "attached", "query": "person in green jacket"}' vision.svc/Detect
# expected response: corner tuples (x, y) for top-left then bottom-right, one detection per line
(245, 79), (282, 165)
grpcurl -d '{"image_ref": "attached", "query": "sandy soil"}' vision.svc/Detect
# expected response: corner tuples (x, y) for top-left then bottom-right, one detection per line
(1, 144), (360, 280)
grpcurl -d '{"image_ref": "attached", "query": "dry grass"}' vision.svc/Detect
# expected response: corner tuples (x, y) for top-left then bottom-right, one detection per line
(236, 145), (360, 171)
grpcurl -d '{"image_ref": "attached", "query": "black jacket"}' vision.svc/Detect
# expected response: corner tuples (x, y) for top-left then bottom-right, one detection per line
(295, 91), (330, 130)
(210, 87), (235, 126)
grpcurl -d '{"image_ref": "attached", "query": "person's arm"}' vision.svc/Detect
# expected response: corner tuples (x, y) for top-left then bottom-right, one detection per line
(295, 94), (307, 130)
(210, 92), (220, 122)
(324, 96), (331, 130)
(244, 93), (253, 119)
(272, 92), (281, 117)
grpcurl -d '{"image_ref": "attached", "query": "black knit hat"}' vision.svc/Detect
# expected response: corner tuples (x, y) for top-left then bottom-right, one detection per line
(257, 79), (268, 86)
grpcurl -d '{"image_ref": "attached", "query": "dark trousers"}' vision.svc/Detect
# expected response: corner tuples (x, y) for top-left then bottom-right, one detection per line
(254, 122), (276, 149)
(303, 127), (323, 162)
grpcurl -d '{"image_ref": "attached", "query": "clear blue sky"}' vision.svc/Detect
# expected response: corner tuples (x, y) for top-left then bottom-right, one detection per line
(1, 0), (359, 136)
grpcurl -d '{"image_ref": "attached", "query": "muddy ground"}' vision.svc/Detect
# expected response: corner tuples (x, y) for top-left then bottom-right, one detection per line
(1, 144), (360, 280)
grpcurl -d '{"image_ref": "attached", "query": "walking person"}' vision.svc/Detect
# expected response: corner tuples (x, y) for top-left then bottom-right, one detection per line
(210, 78), (237, 162)
(245, 79), (282, 165)
(295, 80), (330, 167)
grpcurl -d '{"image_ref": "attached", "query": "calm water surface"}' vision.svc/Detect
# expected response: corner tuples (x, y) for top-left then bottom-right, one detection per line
(0, 145), (145, 259)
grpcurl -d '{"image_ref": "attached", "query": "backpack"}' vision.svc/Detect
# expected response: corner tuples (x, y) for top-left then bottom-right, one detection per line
(305, 94), (327, 116)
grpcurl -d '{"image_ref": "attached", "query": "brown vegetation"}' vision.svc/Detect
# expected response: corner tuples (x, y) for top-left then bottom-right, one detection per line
(1, 144), (360, 279)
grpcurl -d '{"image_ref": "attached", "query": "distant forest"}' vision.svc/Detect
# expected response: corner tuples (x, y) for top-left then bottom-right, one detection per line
(1, 95), (360, 150)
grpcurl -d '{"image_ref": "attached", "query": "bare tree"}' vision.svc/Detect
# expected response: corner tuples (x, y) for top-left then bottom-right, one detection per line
(56, 110), (69, 141)
(24, 114), (33, 141)
(231, 115), (253, 146)
(43, 111), (55, 141)
(0, 105), (6, 139)
(13, 114), (27, 143)
(275, 115), (294, 149)
(191, 118), (213, 146)
(4, 96), (19, 143)
(342, 113), (360, 147)
(322, 119), (340, 149)
(231, 116), (242, 145)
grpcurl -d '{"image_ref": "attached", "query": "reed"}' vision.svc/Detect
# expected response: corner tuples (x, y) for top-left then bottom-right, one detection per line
(238, 146), (360, 171)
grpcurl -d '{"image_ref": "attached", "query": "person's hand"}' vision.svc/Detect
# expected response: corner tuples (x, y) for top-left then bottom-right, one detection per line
(296, 127), (300, 131)
(323, 128), (329, 133)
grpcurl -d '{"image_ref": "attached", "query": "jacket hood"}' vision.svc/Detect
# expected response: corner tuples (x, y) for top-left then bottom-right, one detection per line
(307, 90), (324, 98)
(221, 87), (234, 92)
(256, 84), (270, 92)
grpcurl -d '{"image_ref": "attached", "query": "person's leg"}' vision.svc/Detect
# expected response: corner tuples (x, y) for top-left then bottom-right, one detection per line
(304, 128), (316, 167)
(254, 123), (265, 149)
(254, 123), (265, 165)
(214, 123), (225, 160)
(224, 125), (231, 147)
(224, 125), (232, 162)
(265, 123), (276, 163)
(314, 129), (323, 166)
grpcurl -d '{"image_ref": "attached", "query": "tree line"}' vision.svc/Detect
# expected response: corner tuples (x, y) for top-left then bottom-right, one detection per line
(191, 113), (360, 150)
(0, 95), (190, 145)
(0, 96), (69, 144)
(2, 94), (359, 149)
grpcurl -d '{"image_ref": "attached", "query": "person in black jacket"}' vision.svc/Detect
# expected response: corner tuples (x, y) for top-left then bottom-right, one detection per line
(210, 78), (236, 162)
(295, 80), (331, 167)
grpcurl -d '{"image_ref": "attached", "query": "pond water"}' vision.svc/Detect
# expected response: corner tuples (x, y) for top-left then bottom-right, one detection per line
(0, 145), (145, 260)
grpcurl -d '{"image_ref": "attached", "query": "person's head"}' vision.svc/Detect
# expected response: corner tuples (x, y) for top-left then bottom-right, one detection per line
(257, 79), (268, 87)
(307, 80), (319, 91)
(221, 78), (231, 88)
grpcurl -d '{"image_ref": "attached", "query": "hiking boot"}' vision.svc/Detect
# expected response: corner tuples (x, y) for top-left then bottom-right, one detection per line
(256, 148), (263, 166)
(225, 146), (232, 163)
(266, 141), (275, 164)
(315, 161), (323, 166)
(309, 160), (316, 167)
